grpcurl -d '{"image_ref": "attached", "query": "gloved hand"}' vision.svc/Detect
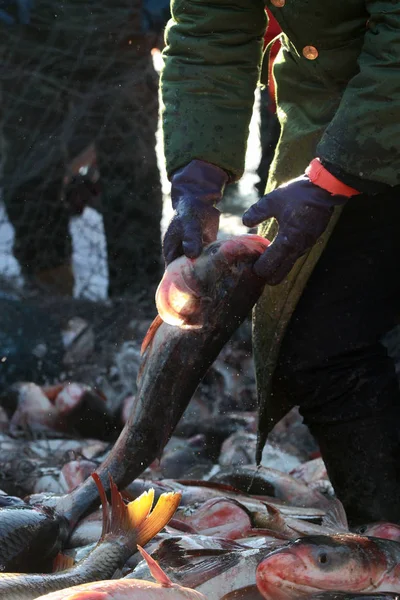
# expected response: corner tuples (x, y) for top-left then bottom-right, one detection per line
(0, 0), (33, 24)
(163, 159), (229, 265)
(242, 175), (350, 285)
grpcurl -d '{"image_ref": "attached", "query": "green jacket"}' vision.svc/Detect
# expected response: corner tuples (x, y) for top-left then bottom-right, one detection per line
(160, 0), (400, 459)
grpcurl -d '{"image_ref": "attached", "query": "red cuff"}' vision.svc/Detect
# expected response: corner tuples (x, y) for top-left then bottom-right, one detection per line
(306, 158), (361, 198)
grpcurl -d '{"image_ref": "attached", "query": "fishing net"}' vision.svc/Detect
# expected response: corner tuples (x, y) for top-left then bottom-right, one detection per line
(0, 2), (265, 391)
(0, 2), (165, 301)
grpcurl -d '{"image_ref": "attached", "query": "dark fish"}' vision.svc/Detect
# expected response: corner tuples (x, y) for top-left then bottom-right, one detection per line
(7, 234), (269, 571)
(0, 505), (68, 573)
(78, 234), (269, 498)
(210, 465), (329, 507)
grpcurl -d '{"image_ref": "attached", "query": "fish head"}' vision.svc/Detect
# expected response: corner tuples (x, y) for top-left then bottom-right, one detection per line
(256, 534), (388, 599)
(156, 234), (270, 329)
(354, 522), (400, 542)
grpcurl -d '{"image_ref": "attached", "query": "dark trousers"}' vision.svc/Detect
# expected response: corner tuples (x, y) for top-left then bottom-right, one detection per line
(274, 189), (400, 525)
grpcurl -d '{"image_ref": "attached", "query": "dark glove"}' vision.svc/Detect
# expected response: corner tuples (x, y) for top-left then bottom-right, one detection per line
(242, 176), (348, 285)
(0, 0), (33, 24)
(163, 159), (229, 265)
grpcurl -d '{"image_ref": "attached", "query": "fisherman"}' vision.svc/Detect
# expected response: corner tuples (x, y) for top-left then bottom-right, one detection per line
(0, 0), (169, 297)
(160, 1), (400, 525)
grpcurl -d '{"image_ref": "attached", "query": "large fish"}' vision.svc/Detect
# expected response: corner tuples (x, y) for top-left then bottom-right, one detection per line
(256, 534), (400, 599)
(127, 534), (286, 599)
(81, 233), (270, 497)
(0, 476), (180, 599)
(33, 546), (206, 600)
(2, 234), (270, 571)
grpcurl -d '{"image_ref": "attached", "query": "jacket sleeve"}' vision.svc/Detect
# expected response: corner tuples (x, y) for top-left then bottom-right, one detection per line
(317, 0), (400, 188)
(160, 0), (267, 180)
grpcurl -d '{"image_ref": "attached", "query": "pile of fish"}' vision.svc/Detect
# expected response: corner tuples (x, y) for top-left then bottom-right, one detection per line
(0, 235), (399, 599)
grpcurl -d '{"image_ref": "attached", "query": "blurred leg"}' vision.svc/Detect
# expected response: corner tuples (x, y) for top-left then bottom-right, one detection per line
(97, 56), (163, 297)
(0, 27), (73, 294)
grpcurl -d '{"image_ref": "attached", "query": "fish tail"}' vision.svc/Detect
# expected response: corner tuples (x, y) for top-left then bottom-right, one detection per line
(92, 473), (110, 541)
(92, 473), (181, 550)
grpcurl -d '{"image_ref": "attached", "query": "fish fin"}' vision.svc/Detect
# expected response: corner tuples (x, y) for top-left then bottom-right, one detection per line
(174, 552), (242, 590)
(100, 474), (181, 550)
(153, 537), (187, 567)
(52, 552), (75, 572)
(135, 491), (182, 547)
(264, 503), (287, 529)
(261, 504), (296, 538)
(154, 538), (233, 569)
(321, 497), (349, 532)
(92, 473), (110, 541)
(137, 545), (173, 587)
(141, 315), (163, 355)
(127, 488), (155, 528)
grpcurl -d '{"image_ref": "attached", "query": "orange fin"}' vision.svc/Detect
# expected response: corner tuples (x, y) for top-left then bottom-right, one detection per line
(141, 315), (163, 355)
(135, 491), (182, 547)
(92, 473), (110, 541)
(127, 488), (154, 528)
(52, 552), (75, 572)
(94, 472), (181, 552)
(137, 545), (173, 587)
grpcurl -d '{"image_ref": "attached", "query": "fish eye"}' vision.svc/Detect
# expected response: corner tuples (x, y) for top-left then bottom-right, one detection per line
(204, 244), (220, 256)
(357, 526), (367, 534)
(318, 552), (328, 565)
